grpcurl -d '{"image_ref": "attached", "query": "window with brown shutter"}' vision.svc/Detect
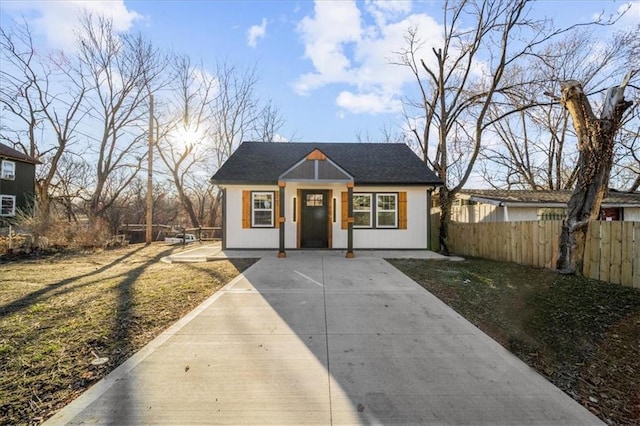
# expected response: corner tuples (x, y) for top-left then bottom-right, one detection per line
(341, 192), (348, 229)
(242, 190), (251, 228)
(398, 192), (407, 229)
(244, 191), (277, 228)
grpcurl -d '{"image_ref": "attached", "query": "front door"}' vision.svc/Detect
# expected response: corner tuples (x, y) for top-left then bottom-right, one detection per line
(301, 190), (329, 248)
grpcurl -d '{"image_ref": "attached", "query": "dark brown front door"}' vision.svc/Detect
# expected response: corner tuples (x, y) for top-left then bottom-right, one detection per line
(301, 190), (329, 248)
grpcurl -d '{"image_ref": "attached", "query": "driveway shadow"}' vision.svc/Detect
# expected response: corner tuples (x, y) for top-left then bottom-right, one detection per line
(0, 246), (154, 318)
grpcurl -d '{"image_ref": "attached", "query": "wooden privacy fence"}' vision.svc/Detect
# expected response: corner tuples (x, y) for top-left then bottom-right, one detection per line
(448, 220), (640, 288)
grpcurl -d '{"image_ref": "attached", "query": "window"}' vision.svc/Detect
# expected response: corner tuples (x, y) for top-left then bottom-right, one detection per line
(306, 193), (323, 206)
(353, 194), (372, 227)
(252, 192), (274, 227)
(1, 195), (16, 216)
(376, 194), (397, 228)
(1, 160), (15, 180)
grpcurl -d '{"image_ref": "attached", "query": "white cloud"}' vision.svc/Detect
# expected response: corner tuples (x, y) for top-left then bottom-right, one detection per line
(247, 18), (267, 48)
(336, 91), (402, 114)
(2, 0), (142, 49)
(294, 0), (443, 115)
(617, 1), (640, 27)
(295, 0), (363, 92)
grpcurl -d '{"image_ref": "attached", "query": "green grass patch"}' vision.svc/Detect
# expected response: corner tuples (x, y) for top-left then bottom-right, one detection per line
(390, 258), (640, 425)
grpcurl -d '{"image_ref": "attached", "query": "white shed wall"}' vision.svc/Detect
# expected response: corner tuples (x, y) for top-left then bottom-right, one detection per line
(506, 207), (538, 221)
(624, 207), (640, 221)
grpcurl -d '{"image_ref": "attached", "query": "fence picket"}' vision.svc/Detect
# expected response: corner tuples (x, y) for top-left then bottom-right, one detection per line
(599, 222), (612, 283)
(620, 222), (633, 287)
(446, 220), (638, 287)
(609, 221), (622, 285)
(532, 222), (539, 267)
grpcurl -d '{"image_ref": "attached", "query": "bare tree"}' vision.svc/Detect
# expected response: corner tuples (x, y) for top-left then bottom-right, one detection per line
(556, 73), (635, 274)
(0, 20), (88, 222)
(155, 55), (216, 227)
(397, 0), (628, 254)
(398, 0), (546, 254)
(480, 29), (637, 191)
(75, 13), (167, 224)
(252, 99), (288, 142)
(210, 62), (260, 167)
(613, 123), (640, 191)
(51, 153), (93, 222)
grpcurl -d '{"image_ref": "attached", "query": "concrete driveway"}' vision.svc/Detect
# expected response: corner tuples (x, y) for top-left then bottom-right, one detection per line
(46, 252), (602, 425)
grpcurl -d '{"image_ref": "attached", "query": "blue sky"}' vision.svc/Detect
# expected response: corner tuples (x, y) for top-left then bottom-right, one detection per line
(1, 0), (638, 143)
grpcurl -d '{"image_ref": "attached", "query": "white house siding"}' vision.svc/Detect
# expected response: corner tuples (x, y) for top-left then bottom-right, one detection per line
(451, 204), (504, 223)
(349, 186), (428, 249)
(225, 184), (430, 249)
(507, 207), (538, 221)
(624, 207), (640, 221)
(225, 185), (280, 249)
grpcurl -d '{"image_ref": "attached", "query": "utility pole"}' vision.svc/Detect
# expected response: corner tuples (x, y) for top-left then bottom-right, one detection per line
(146, 93), (154, 244)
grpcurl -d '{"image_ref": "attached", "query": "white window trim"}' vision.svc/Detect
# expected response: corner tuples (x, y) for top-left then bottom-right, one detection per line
(1, 160), (16, 180)
(251, 191), (274, 228)
(0, 194), (16, 217)
(353, 193), (372, 228)
(376, 193), (398, 228)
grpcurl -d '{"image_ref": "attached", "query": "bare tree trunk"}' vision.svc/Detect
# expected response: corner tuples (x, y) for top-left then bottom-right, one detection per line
(438, 188), (452, 256)
(556, 75), (633, 274)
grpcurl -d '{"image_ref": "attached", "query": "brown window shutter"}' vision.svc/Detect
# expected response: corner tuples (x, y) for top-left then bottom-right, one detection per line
(399, 192), (407, 229)
(274, 191), (280, 229)
(242, 190), (251, 228)
(341, 192), (348, 230)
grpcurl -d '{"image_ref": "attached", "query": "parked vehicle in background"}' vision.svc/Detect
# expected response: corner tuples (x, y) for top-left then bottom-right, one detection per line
(164, 234), (197, 244)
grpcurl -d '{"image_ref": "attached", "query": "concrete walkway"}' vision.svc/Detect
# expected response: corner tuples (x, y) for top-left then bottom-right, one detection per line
(46, 252), (602, 425)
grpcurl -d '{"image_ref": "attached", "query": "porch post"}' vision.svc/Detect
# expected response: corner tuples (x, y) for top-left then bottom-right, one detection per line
(346, 182), (354, 258)
(426, 189), (431, 251)
(221, 188), (227, 250)
(278, 181), (286, 258)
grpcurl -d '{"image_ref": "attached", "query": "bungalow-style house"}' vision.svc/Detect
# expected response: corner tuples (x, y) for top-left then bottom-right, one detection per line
(451, 189), (640, 223)
(0, 143), (40, 223)
(211, 142), (442, 257)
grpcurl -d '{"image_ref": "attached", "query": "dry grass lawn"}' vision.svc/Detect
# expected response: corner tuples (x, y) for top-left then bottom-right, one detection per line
(0, 243), (257, 425)
(391, 258), (640, 426)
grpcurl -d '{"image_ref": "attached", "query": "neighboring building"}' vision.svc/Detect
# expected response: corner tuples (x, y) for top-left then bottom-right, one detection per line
(0, 143), (40, 222)
(211, 142), (442, 256)
(450, 189), (640, 223)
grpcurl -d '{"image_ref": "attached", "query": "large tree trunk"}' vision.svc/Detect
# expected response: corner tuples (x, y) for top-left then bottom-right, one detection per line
(438, 187), (453, 256)
(556, 76), (633, 274)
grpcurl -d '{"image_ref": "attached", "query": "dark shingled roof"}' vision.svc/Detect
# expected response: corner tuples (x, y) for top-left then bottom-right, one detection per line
(0, 143), (40, 164)
(459, 189), (640, 206)
(211, 142), (442, 186)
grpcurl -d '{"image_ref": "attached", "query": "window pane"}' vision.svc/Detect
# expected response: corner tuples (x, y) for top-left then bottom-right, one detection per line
(353, 195), (371, 210)
(1, 161), (15, 179)
(1, 197), (15, 216)
(253, 193), (272, 209)
(378, 212), (396, 227)
(306, 193), (323, 207)
(377, 195), (396, 210)
(354, 211), (371, 227)
(253, 210), (272, 226)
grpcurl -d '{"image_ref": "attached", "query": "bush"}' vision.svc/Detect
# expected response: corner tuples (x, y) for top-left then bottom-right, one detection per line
(7, 210), (114, 252)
